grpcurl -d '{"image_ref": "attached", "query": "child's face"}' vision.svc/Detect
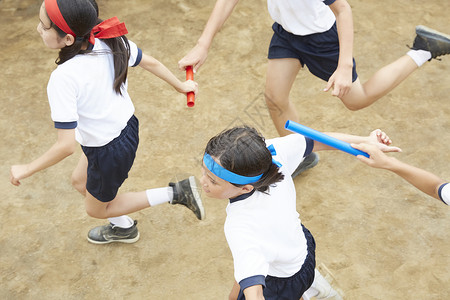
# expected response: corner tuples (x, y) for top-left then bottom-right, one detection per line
(36, 2), (68, 49)
(200, 162), (251, 200)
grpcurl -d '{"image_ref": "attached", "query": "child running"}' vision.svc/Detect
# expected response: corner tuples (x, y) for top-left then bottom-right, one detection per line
(10, 0), (204, 244)
(200, 125), (400, 299)
(179, 0), (450, 134)
(179, 0), (450, 175)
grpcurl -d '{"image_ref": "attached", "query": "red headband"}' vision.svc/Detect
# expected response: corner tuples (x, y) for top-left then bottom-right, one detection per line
(44, 0), (128, 45)
(45, 0), (76, 36)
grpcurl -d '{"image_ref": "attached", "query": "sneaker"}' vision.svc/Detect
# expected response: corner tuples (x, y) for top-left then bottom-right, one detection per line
(292, 152), (319, 178)
(87, 220), (140, 244)
(411, 25), (450, 59)
(312, 264), (344, 300)
(169, 176), (205, 220)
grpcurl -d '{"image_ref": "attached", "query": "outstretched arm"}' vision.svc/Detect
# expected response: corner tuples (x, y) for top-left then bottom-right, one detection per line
(324, 0), (354, 97)
(178, 0), (240, 72)
(10, 128), (77, 186)
(352, 143), (448, 202)
(139, 53), (198, 96)
(312, 129), (402, 153)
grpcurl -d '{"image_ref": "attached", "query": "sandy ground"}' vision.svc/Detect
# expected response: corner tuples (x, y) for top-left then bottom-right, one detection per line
(1, 0), (449, 299)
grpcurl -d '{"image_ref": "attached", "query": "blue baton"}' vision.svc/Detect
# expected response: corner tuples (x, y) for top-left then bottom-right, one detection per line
(285, 120), (369, 158)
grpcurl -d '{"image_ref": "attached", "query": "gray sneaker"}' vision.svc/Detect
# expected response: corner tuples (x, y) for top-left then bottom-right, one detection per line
(169, 176), (205, 220)
(412, 25), (450, 59)
(87, 220), (140, 244)
(292, 152), (319, 179)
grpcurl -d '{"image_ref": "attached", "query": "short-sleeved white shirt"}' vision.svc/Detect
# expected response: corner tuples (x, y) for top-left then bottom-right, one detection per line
(224, 134), (313, 285)
(438, 183), (450, 205)
(267, 0), (337, 35)
(47, 39), (142, 146)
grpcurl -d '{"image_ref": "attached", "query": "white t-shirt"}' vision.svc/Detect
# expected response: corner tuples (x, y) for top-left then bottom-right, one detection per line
(438, 183), (450, 205)
(267, 0), (337, 35)
(47, 39), (142, 147)
(224, 134), (313, 287)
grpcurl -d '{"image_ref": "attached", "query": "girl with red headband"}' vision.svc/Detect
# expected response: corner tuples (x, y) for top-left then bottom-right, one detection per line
(10, 0), (205, 244)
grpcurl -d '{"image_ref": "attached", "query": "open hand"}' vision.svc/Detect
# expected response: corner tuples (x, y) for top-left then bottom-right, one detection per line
(366, 129), (402, 153)
(352, 143), (397, 169)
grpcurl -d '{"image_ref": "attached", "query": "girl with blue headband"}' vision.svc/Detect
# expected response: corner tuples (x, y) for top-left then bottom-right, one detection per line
(201, 126), (400, 300)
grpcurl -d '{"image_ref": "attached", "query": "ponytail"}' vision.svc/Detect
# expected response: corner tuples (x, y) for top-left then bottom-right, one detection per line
(47, 0), (130, 94)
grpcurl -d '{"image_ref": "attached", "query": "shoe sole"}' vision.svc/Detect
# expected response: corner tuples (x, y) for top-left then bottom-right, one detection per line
(189, 176), (205, 220)
(87, 231), (140, 245)
(416, 25), (450, 42)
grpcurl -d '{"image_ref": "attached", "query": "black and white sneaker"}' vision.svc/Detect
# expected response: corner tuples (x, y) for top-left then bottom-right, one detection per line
(169, 176), (205, 220)
(87, 220), (140, 244)
(292, 152), (320, 179)
(412, 25), (450, 59)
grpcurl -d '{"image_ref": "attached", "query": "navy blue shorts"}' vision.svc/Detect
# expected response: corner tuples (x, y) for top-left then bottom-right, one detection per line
(268, 22), (358, 82)
(82, 115), (139, 202)
(237, 225), (316, 300)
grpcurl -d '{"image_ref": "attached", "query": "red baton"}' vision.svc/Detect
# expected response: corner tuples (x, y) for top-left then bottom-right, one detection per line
(186, 66), (195, 107)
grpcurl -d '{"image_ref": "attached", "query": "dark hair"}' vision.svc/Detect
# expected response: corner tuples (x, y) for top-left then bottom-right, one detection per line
(47, 0), (130, 94)
(205, 126), (284, 193)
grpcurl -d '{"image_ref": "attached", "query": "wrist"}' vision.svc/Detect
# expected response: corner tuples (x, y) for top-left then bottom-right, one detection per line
(197, 37), (212, 51)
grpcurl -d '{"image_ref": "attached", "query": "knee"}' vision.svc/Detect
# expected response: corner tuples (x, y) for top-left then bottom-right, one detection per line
(264, 90), (289, 111)
(343, 102), (363, 111)
(85, 205), (106, 219)
(341, 98), (366, 111)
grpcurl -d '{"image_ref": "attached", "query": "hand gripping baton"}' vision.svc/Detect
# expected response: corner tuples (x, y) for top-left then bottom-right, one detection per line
(186, 66), (195, 107)
(285, 120), (369, 158)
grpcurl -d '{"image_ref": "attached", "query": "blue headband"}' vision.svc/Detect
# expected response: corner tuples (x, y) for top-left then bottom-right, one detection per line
(203, 153), (263, 184)
(203, 144), (282, 185)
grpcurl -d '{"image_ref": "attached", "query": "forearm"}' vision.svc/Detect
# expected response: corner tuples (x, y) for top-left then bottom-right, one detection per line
(387, 158), (445, 200)
(197, 0), (240, 49)
(331, 0), (354, 67)
(139, 54), (184, 90)
(27, 140), (75, 175)
(313, 132), (369, 151)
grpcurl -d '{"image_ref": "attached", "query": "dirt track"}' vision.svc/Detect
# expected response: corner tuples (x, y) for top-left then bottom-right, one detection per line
(1, 0), (449, 299)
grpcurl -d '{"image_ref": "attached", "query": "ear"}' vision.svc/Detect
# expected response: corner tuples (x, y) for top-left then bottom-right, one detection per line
(64, 34), (75, 46)
(240, 184), (254, 193)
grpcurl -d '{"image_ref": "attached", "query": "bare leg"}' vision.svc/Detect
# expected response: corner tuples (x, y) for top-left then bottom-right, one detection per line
(85, 190), (150, 219)
(340, 55), (418, 110)
(265, 58), (302, 136)
(71, 153), (88, 196)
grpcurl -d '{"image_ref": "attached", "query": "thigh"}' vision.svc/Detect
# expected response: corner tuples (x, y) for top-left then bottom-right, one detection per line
(84, 190), (109, 219)
(265, 58), (302, 105)
(72, 153), (88, 193)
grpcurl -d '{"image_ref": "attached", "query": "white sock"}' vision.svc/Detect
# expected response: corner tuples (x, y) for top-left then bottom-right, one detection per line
(407, 49), (432, 67)
(146, 187), (174, 206)
(108, 215), (134, 228)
